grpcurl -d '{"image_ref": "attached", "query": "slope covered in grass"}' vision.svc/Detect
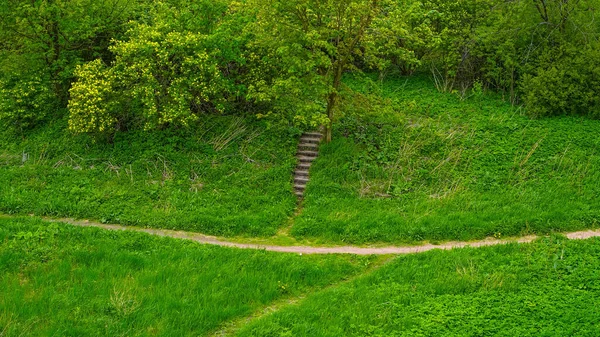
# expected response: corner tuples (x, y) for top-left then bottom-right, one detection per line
(2, 76), (599, 245)
(238, 236), (600, 336)
(294, 76), (600, 244)
(0, 217), (373, 336)
(0, 116), (297, 236)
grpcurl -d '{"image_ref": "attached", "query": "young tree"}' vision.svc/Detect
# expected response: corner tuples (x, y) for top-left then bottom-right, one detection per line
(0, 0), (143, 104)
(245, 0), (386, 142)
(0, 0), (148, 133)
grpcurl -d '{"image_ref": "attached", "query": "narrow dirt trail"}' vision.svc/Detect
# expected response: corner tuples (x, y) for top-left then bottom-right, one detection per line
(209, 255), (395, 337)
(33, 216), (600, 255)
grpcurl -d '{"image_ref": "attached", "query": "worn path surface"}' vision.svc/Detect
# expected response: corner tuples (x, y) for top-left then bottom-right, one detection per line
(32, 216), (600, 255)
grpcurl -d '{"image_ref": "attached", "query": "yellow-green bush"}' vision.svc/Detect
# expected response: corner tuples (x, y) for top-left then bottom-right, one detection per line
(68, 11), (228, 136)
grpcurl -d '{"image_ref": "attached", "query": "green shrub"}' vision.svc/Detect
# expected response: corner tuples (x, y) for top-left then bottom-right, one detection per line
(67, 1), (237, 137)
(522, 46), (600, 118)
(0, 75), (55, 133)
(68, 25), (227, 136)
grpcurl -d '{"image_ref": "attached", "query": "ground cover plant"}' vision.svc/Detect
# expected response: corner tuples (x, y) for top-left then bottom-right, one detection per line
(1, 0), (600, 245)
(0, 216), (374, 336)
(2, 75), (600, 245)
(294, 76), (600, 244)
(237, 236), (600, 336)
(2, 0), (600, 335)
(0, 116), (297, 237)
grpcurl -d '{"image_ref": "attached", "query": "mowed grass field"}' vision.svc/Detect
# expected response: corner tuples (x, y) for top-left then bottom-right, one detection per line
(238, 235), (600, 337)
(0, 217), (375, 336)
(293, 76), (600, 244)
(0, 116), (298, 237)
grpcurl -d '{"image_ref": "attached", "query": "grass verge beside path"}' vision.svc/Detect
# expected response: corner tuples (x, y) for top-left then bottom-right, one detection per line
(237, 235), (600, 336)
(3, 76), (600, 246)
(0, 116), (297, 237)
(295, 75), (600, 244)
(0, 217), (375, 336)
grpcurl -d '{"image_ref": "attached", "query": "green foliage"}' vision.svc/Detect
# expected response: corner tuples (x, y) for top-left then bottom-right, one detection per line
(4, 0), (600, 134)
(365, 1), (437, 75)
(244, 0), (390, 140)
(420, 0), (497, 93)
(0, 75), (55, 133)
(68, 60), (119, 134)
(293, 75), (600, 244)
(238, 236), (600, 336)
(0, 0), (147, 103)
(0, 115), (298, 236)
(522, 45), (600, 118)
(367, 0), (600, 114)
(474, 0), (600, 108)
(68, 1), (233, 135)
(0, 0), (153, 134)
(0, 217), (371, 335)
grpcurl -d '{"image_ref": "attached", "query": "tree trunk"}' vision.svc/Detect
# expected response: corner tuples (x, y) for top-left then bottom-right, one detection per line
(325, 92), (335, 143)
(324, 61), (344, 143)
(47, 2), (67, 106)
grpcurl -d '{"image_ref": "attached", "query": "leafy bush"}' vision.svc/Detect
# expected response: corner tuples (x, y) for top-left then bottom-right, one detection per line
(68, 60), (120, 135)
(0, 0), (148, 110)
(0, 75), (55, 133)
(68, 1), (234, 136)
(521, 46), (600, 118)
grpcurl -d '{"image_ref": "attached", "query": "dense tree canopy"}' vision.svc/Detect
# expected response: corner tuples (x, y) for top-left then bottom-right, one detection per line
(1, 0), (599, 138)
(245, 0), (389, 142)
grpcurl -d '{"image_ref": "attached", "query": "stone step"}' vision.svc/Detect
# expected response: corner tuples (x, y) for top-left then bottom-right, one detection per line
(298, 142), (319, 149)
(304, 132), (323, 138)
(293, 131), (322, 200)
(294, 184), (306, 191)
(297, 150), (318, 157)
(300, 136), (321, 143)
(297, 155), (316, 163)
(295, 170), (309, 177)
(297, 163), (312, 171)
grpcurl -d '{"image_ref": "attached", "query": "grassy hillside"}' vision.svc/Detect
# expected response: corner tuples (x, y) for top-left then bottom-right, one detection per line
(238, 235), (600, 336)
(0, 116), (297, 237)
(0, 217), (373, 336)
(294, 76), (600, 244)
(1, 76), (600, 245)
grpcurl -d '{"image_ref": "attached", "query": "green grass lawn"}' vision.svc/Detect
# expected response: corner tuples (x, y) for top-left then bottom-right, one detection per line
(2, 76), (600, 245)
(237, 236), (600, 336)
(294, 76), (600, 244)
(0, 116), (298, 237)
(0, 217), (374, 336)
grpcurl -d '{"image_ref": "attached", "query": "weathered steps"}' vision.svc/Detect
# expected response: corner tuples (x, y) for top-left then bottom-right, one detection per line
(294, 176), (309, 184)
(303, 132), (323, 138)
(294, 131), (323, 199)
(297, 155), (317, 163)
(298, 142), (319, 150)
(297, 150), (318, 158)
(295, 170), (309, 177)
(297, 162), (312, 170)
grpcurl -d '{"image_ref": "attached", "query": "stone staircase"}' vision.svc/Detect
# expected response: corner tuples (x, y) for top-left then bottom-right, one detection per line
(294, 131), (323, 199)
